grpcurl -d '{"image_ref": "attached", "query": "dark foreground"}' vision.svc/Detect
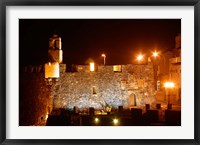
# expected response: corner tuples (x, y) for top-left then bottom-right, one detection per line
(45, 108), (181, 126)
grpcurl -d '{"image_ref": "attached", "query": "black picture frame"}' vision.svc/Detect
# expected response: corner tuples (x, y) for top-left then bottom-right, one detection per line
(0, 0), (200, 145)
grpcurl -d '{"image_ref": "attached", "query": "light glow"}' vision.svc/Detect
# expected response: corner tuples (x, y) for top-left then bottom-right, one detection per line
(94, 118), (99, 123)
(113, 65), (122, 72)
(101, 54), (106, 57)
(90, 62), (95, 71)
(45, 62), (59, 78)
(137, 54), (143, 61)
(101, 54), (106, 65)
(113, 118), (119, 125)
(153, 51), (158, 57)
(164, 82), (175, 88)
(45, 114), (48, 120)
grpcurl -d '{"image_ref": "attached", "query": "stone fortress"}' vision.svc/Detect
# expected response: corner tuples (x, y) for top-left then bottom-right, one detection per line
(20, 34), (157, 125)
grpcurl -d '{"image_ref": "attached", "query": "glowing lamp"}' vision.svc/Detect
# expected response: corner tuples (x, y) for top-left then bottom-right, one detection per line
(164, 82), (175, 88)
(153, 51), (158, 57)
(101, 54), (106, 65)
(94, 117), (99, 123)
(90, 63), (95, 71)
(137, 54), (143, 61)
(101, 54), (106, 57)
(164, 81), (175, 110)
(113, 118), (119, 125)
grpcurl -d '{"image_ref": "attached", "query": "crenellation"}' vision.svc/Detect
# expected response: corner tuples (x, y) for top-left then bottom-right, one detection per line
(35, 65), (43, 73)
(59, 64), (67, 73)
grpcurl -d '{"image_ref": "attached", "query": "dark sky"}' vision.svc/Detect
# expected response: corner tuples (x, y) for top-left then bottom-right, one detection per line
(19, 19), (181, 66)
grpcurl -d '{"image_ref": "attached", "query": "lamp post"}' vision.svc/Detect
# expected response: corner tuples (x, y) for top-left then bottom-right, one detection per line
(164, 82), (174, 110)
(101, 54), (106, 65)
(150, 51), (167, 91)
(151, 51), (159, 90)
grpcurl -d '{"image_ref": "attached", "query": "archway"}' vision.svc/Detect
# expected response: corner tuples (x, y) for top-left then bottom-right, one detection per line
(129, 93), (137, 107)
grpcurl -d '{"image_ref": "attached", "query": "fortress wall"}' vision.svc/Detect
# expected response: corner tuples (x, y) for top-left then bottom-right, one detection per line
(19, 64), (156, 125)
(19, 73), (52, 125)
(56, 64), (156, 110)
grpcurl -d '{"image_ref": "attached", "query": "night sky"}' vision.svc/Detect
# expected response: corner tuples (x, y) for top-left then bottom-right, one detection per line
(19, 19), (181, 66)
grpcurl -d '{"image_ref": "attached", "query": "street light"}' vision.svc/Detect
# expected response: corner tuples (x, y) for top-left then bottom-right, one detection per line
(101, 54), (106, 65)
(151, 51), (159, 90)
(164, 82), (175, 110)
(152, 51), (158, 57)
(150, 51), (168, 91)
(113, 118), (119, 125)
(137, 54), (144, 61)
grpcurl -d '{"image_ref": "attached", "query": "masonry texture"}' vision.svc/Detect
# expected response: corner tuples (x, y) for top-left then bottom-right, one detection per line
(19, 73), (51, 125)
(20, 64), (156, 125)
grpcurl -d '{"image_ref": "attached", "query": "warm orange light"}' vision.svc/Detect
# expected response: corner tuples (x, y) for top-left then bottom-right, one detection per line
(94, 117), (99, 123)
(101, 54), (106, 65)
(101, 54), (106, 57)
(90, 62), (95, 71)
(48, 62), (51, 66)
(113, 118), (119, 125)
(45, 114), (49, 120)
(164, 82), (175, 88)
(137, 54), (143, 61)
(153, 51), (158, 57)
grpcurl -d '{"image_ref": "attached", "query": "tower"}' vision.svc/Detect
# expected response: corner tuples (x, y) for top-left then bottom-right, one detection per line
(48, 34), (63, 63)
(44, 34), (63, 112)
(45, 34), (63, 79)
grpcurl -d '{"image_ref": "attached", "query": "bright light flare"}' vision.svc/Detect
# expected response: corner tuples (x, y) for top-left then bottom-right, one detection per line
(164, 82), (175, 88)
(152, 51), (158, 57)
(94, 117), (99, 123)
(45, 114), (49, 120)
(90, 62), (95, 71)
(48, 62), (51, 66)
(137, 54), (143, 61)
(101, 54), (106, 57)
(113, 118), (119, 125)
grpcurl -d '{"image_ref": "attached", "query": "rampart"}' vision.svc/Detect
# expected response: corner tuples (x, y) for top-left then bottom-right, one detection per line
(19, 63), (156, 125)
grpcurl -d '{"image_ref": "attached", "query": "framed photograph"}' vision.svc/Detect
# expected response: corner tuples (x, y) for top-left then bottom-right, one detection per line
(0, 0), (200, 145)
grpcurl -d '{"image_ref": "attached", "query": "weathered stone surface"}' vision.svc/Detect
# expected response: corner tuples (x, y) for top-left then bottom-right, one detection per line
(19, 73), (53, 125)
(20, 64), (156, 125)
(56, 64), (156, 110)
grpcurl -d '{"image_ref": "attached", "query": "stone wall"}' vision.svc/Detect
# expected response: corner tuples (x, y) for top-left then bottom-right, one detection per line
(55, 64), (156, 110)
(19, 64), (156, 125)
(19, 73), (52, 125)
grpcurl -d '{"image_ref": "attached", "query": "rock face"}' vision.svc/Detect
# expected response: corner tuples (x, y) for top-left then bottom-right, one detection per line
(19, 64), (156, 125)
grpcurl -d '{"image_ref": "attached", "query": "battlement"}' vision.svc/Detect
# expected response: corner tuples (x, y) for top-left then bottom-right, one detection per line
(21, 63), (152, 74)
(21, 64), (67, 74)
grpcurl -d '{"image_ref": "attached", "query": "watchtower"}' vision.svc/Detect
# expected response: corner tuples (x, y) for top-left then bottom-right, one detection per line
(48, 34), (63, 63)
(45, 34), (63, 79)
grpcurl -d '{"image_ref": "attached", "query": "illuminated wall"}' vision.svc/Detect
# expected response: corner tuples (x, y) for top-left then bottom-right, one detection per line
(44, 62), (59, 78)
(19, 73), (52, 126)
(56, 64), (156, 110)
(20, 64), (155, 125)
